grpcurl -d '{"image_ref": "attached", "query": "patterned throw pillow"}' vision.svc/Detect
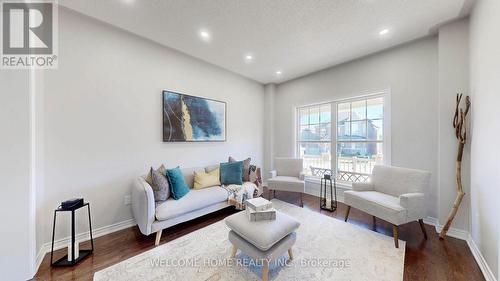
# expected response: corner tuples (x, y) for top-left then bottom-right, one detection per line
(193, 168), (221, 189)
(145, 164), (166, 186)
(228, 156), (251, 182)
(150, 168), (170, 202)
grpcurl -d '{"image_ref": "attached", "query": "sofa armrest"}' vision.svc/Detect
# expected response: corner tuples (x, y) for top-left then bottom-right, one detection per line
(399, 192), (426, 221)
(132, 177), (156, 235)
(269, 170), (277, 179)
(351, 182), (374, 192)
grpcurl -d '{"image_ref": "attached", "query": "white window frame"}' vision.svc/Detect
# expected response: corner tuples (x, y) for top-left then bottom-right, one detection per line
(295, 90), (391, 186)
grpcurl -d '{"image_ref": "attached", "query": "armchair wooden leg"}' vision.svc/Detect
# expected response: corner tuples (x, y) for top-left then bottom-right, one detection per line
(344, 206), (351, 222)
(230, 245), (238, 258)
(418, 219), (428, 240)
(300, 192), (304, 207)
(393, 225), (399, 248)
(288, 248), (294, 260)
(155, 230), (162, 246)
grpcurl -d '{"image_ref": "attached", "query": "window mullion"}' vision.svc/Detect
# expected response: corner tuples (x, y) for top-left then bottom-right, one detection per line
(331, 102), (337, 178)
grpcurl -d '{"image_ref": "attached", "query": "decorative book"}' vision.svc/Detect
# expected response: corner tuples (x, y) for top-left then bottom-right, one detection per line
(245, 197), (273, 212)
(246, 207), (277, 222)
(245, 197), (276, 221)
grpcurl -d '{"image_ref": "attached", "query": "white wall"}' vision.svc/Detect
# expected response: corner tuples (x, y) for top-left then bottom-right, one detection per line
(37, 7), (264, 253)
(263, 83), (276, 180)
(437, 19), (470, 232)
(470, 0), (500, 279)
(273, 37), (439, 217)
(0, 70), (33, 279)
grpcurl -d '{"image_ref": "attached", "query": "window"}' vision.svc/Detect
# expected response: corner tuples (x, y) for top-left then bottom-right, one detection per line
(297, 104), (331, 176)
(296, 94), (389, 183)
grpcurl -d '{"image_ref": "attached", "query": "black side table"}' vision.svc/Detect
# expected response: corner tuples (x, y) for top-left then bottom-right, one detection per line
(50, 202), (94, 266)
(320, 174), (337, 212)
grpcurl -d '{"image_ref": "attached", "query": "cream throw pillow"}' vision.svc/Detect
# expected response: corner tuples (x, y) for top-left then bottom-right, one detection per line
(193, 168), (221, 189)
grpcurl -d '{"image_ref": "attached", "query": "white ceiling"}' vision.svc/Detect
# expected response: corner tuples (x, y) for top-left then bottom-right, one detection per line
(60, 0), (473, 84)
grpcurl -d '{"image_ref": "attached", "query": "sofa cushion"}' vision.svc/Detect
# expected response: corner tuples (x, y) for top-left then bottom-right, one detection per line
(275, 158), (303, 177)
(145, 164), (166, 186)
(267, 176), (305, 193)
(229, 156), (251, 182)
(179, 167), (205, 188)
(155, 186), (228, 221)
(344, 190), (406, 225)
(220, 161), (243, 185)
(372, 165), (430, 197)
(166, 167), (190, 200)
(193, 168), (221, 189)
(150, 168), (170, 202)
(224, 210), (300, 251)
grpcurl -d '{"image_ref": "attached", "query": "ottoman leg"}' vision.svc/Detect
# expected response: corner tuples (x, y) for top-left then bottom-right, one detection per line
(262, 259), (269, 281)
(230, 245), (238, 258)
(288, 248), (294, 260)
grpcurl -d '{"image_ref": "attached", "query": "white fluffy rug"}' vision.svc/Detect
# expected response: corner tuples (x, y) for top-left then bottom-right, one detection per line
(94, 199), (405, 281)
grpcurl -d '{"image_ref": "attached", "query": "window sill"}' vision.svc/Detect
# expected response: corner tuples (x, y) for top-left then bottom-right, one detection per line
(304, 176), (353, 189)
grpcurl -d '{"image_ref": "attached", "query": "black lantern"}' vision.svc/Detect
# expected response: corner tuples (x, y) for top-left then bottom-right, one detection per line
(320, 174), (337, 212)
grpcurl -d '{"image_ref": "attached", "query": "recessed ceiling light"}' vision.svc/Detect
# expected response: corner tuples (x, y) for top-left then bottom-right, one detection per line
(199, 30), (211, 41)
(276, 70), (282, 75)
(379, 28), (390, 36)
(121, 0), (136, 5)
(244, 54), (253, 62)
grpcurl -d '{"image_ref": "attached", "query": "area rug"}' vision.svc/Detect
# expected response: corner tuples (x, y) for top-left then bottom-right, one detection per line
(94, 199), (405, 281)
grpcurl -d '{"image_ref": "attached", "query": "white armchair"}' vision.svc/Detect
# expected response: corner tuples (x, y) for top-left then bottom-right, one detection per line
(343, 165), (430, 248)
(267, 157), (305, 207)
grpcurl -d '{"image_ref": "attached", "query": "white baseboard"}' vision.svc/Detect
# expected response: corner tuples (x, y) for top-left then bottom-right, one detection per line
(423, 216), (496, 281)
(467, 234), (497, 281)
(423, 216), (469, 240)
(34, 218), (136, 276)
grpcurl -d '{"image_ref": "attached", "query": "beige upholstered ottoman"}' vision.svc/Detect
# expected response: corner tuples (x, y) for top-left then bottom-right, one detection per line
(224, 211), (300, 281)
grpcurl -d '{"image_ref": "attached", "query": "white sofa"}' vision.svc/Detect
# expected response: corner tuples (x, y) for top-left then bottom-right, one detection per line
(343, 165), (430, 248)
(132, 164), (231, 246)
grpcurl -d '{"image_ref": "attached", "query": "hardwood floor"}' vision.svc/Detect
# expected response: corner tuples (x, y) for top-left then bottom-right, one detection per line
(33, 191), (485, 281)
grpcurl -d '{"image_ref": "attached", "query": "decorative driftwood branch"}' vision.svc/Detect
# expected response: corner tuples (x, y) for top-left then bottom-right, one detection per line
(439, 94), (471, 239)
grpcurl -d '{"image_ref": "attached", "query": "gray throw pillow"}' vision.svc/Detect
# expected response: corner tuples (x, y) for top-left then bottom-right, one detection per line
(229, 156), (251, 182)
(150, 167), (170, 202)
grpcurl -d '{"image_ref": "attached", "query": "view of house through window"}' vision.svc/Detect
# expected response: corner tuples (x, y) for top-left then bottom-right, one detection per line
(297, 95), (387, 183)
(298, 104), (332, 177)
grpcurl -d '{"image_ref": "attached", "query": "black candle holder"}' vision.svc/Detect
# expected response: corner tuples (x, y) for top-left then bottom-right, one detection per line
(320, 174), (337, 212)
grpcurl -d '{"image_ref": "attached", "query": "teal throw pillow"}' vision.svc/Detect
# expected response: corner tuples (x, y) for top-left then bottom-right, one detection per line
(220, 161), (243, 185)
(166, 167), (190, 200)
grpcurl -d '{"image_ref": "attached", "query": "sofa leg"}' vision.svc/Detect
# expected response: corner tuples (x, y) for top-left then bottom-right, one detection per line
(344, 206), (351, 222)
(418, 219), (428, 240)
(300, 192), (304, 207)
(393, 225), (399, 248)
(155, 230), (162, 246)
(262, 259), (269, 281)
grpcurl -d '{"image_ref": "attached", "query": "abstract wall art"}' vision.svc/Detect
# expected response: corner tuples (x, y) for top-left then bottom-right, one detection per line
(162, 90), (226, 142)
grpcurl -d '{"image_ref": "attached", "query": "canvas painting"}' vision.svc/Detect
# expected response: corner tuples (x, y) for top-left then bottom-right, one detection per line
(163, 91), (226, 142)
